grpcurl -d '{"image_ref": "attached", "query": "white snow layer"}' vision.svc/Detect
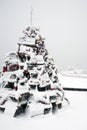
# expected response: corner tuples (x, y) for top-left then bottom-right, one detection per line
(0, 74), (87, 130)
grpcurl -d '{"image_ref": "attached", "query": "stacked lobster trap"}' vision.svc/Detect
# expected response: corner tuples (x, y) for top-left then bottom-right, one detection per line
(0, 26), (69, 117)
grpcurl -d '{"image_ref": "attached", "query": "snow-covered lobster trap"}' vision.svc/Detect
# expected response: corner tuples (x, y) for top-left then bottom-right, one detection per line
(0, 26), (69, 117)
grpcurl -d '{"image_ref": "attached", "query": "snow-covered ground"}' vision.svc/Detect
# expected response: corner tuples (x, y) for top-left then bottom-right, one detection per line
(58, 73), (87, 88)
(0, 74), (87, 130)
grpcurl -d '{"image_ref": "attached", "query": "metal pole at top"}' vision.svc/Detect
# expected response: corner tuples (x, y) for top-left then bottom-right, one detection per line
(30, 7), (33, 26)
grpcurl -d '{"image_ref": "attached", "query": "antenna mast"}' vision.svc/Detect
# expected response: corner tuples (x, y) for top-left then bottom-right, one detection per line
(30, 7), (33, 26)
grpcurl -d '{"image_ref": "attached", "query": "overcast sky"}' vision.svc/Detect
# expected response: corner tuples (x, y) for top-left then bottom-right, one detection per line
(0, 0), (87, 71)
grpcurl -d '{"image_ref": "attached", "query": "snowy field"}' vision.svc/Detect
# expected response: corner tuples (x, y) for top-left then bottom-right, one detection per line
(59, 73), (87, 89)
(0, 74), (87, 130)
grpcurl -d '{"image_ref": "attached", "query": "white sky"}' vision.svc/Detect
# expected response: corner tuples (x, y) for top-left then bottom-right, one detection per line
(0, 0), (87, 71)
